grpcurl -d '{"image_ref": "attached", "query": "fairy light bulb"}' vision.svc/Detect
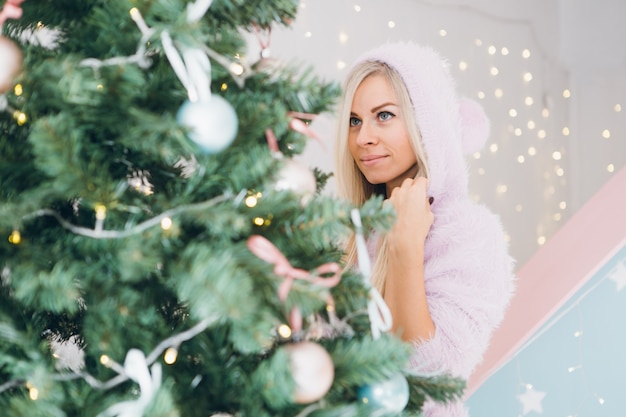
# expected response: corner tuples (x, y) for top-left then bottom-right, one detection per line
(537, 236), (546, 246)
(607, 164), (615, 173)
(253, 217), (265, 226)
(339, 32), (348, 43)
(602, 129), (611, 139)
(494, 88), (503, 98)
(160, 217), (173, 230)
(559, 201), (567, 210)
(387, 21), (395, 29)
(354, 5), (361, 12)
(94, 204), (107, 220)
(488, 45), (496, 55)
(164, 347), (178, 365)
(528, 146), (537, 156)
(523, 72), (533, 82)
(490, 144), (498, 153)
(508, 108), (517, 117)
(100, 354), (111, 366)
(517, 155), (525, 164)
(278, 324), (292, 339)
(439, 29), (447, 37)
(525, 97), (534, 106)
(26, 383), (39, 401)
(459, 61), (468, 71)
(245, 195), (258, 208)
(562, 127), (570, 136)
(14, 83), (22, 96)
(229, 62), (244, 76)
(562, 89), (571, 98)
(527, 120), (536, 129)
(13, 111), (27, 126)
(490, 67), (499, 76)
(552, 151), (562, 160)
(8, 230), (21, 244)
(615, 104), (622, 112)
(522, 49), (531, 59)
(501, 47), (509, 55)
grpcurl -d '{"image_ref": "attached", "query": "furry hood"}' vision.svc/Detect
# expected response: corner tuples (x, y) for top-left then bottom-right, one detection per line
(350, 42), (490, 201)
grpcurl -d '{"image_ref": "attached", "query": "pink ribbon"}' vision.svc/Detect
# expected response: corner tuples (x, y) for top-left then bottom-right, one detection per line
(247, 235), (341, 332)
(265, 111), (325, 153)
(0, 0), (24, 28)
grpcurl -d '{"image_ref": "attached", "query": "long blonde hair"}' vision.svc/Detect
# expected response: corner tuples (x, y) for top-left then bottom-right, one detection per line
(335, 60), (429, 293)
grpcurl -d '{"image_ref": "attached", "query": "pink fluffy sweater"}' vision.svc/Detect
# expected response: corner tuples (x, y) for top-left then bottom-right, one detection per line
(353, 42), (516, 416)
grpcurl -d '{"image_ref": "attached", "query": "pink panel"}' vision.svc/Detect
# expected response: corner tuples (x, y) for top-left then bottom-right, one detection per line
(467, 166), (626, 397)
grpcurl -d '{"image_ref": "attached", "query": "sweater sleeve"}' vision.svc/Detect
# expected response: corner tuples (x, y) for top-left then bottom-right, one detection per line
(408, 203), (515, 380)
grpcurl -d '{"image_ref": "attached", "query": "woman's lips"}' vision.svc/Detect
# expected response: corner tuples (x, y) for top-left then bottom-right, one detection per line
(360, 155), (387, 166)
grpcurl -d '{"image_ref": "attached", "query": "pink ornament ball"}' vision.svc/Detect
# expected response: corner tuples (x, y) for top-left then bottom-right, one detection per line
(0, 36), (23, 94)
(283, 341), (334, 404)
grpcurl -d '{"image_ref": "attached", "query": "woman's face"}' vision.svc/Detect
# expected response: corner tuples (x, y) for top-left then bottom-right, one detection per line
(348, 74), (418, 194)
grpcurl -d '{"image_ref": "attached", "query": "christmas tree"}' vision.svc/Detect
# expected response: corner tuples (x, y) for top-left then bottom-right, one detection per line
(0, 1), (464, 416)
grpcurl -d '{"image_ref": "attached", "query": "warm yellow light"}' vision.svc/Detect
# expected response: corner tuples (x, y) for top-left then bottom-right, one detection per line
(220, 83), (228, 91)
(524, 96), (534, 106)
(517, 155), (525, 163)
(562, 89), (571, 98)
(522, 49), (531, 59)
(245, 195), (258, 207)
(508, 109), (517, 117)
(615, 104), (622, 112)
(527, 120), (536, 129)
(94, 204), (107, 220)
(562, 127), (570, 136)
(36, 21), (44, 29)
(477, 168), (485, 175)
(602, 129), (611, 139)
(559, 201), (567, 210)
(439, 29), (447, 37)
(97, 84), (104, 91)
(515, 204), (523, 212)
(253, 217), (265, 226)
(542, 108), (550, 118)
(354, 5), (361, 12)
(229, 62), (244, 76)
(100, 354), (111, 366)
(475, 39), (483, 47)
(459, 61), (468, 71)
(490, 144), (498, 153)
(537, 236), (546, 246)
(490, 67), (499, 76)
(13, 111), (27, 125)
(537, 129), (547, 139)
(28, 386), (39, 401)
(387, 21), (396, 29)
(337, 60), (346, 70)
(304, 31), (312, 38)
(496, 184), (508, 194)
(278, 324), (292, 339)
(8, 230), (21, 244)
(514, 128), (522, 136)
(129, 7), (139, 18)
(161, 217), (173, 230)
(528, 146), (537, 156)
(501, 47), (509, 55)
(488, 45), (496, 55)
(494, 88), (503, 98)
(14, 84), (23, 96)
(338, 32), (348, 44)
(523, 72), (533, 82)
(607, 164), (615, 173)
(556, 167), (564, 177)
(473, 152), (481, 160)
(477, 91), (485, 99)
(164, 347), (178, 365)
(552, 151), (562, 160)
(553, 213), (562, 221)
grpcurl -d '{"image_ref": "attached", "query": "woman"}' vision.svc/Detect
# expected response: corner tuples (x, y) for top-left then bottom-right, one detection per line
(335, 42), (516, 416)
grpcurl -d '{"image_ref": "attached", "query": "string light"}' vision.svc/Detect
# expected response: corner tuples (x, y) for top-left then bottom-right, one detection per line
(562, 127), (570, 136)
(26, 383), (38, 401)
(13, 110), (27, 125)
(278, 324), (292, 339)
(13, 83), (22, 96)
(562, 89), (571, 98)
(8, 230), (21, 244)
(439, 29), (447, 37)
(163, 347), (178, 365)
(94, 204), (107, 220)
(387, 21), (396, 29)
(160, 217), (173, 230)
(602, 129), (611, 139)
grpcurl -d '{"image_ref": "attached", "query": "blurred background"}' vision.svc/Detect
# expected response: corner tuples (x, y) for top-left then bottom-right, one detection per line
(262, 0), (626, 415)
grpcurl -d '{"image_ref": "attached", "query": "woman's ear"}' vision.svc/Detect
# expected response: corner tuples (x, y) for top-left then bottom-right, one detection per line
(459, 97), (490, 155)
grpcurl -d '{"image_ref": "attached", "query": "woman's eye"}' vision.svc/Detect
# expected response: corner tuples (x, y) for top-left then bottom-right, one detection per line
(378, 111), (394, 121)
(349, 116), (361, 127)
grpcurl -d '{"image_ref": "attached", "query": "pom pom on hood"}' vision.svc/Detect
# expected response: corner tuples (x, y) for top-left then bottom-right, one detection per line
(350, 42), (490, 200)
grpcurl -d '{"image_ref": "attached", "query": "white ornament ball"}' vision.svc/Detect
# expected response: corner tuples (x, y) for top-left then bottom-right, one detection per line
(273, 158), (317, 205)
(283, 341), (334, 404)
(176, 96), (238, 154)
(0, 36), (23, 94)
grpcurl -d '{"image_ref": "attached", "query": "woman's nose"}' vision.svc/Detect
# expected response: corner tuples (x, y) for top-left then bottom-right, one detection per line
(355, 120), (378, 146)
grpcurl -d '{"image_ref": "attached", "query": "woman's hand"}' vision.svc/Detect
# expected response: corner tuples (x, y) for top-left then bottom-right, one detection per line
(386, 176), (434, 248)
(383, 176), (435, 342)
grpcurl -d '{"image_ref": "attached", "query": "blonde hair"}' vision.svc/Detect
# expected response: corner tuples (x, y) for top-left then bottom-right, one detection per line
(335, 60), (429, 293)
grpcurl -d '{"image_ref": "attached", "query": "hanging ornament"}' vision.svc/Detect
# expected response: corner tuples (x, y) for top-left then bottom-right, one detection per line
(273, 157), (317, 205)
(157, 0), (238, 154)
(176, 96), (238, 154)
(357, 373), (410, 413)
(0, 0), (25, 94)
(0, 36), (22, 94)
(282, 341), (334, 404)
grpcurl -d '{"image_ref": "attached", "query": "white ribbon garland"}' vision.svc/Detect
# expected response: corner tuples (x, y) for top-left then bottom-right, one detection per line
(350, 209), (393, 339)
(96, 349), (162, 417)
